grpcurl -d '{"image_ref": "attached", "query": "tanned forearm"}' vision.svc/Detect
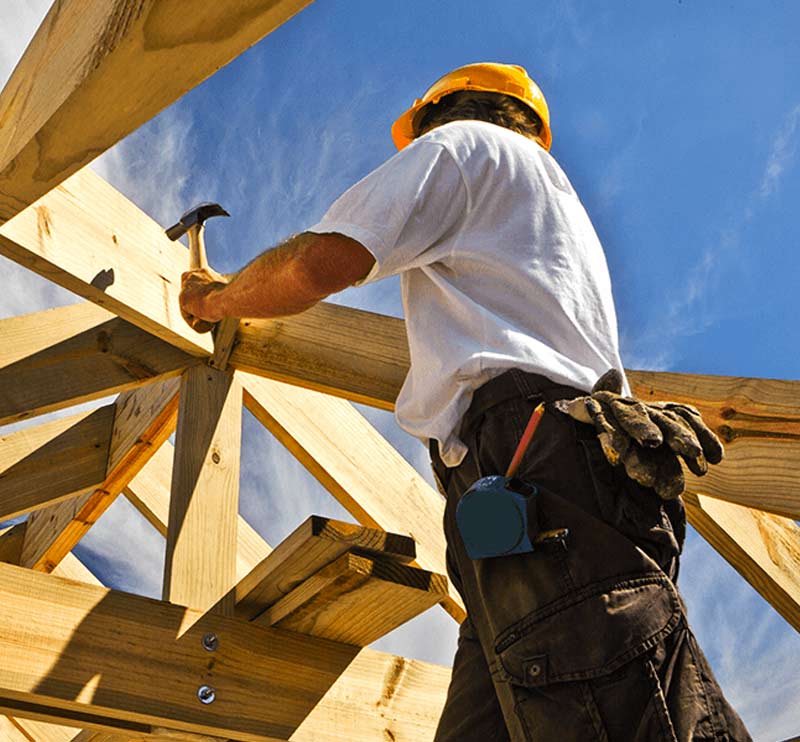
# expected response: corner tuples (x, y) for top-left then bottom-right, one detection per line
(191, 232), (375, 321)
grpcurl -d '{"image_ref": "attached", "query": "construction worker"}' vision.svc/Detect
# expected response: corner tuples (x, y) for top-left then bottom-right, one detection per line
(180, 63), (751, 740)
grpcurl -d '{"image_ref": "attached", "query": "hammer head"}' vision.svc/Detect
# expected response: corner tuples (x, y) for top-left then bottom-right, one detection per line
(165, 202), (230, 241)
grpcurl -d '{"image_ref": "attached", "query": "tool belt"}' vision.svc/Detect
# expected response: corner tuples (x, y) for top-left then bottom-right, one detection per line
(459, 369), (585, 440)
(448, 369), (583, 560)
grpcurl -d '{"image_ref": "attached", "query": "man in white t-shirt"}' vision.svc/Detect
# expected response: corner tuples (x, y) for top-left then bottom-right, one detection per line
(180, 63), (749, 740)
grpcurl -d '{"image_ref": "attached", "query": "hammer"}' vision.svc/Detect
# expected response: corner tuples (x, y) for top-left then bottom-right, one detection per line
(166, 202), (239, 370)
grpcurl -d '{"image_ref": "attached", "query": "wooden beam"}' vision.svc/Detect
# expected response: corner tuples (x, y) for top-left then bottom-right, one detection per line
(12, 378), (179, 572)
(229, 308), (409, 410)
(0, 0), (313, 223)
(0, 407), (114, 522)
(163, 367), (241, 615)
(241, 374), (465, 622)
(684, 493), (800, 632)
(0, 562), (450, 742)
(124, 441), (271, 581)
(0, 717), (32, 742)
(0, 303), (195, 426)
(0, 561), (359, 741)
(0, 522), (27, 565)
(10, 557), (99, 742)
(630, 370), (800, 519)
(0, 168), (212, 356)
(234, 515), (416, 622)
(256, 552), (448, 646)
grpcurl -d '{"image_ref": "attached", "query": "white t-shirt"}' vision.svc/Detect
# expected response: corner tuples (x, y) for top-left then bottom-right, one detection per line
(309, 120), (629, 467)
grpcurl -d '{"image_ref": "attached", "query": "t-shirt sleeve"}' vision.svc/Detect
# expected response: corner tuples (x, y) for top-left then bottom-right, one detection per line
(307, 140), (468, 285)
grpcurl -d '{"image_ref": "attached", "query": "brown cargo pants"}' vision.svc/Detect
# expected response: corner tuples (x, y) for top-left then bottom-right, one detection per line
(430, 370), (751, 741)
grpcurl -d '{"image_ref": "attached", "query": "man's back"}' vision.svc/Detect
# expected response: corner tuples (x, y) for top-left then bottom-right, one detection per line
(312, 119), (627, 464)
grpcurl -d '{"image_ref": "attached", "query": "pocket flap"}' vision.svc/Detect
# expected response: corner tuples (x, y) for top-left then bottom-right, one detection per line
(494, 573), (681, 686)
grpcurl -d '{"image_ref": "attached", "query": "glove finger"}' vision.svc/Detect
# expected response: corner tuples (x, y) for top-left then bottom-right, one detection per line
(595, 393), (663, 448)
(684, 450), (708, 477)
(585, 398), (630, 466)
(619, 445), (657, 489)
(622, 445), (684, 500)
(652, 449), (685, 500)
(591, 368), (624, 394)
(646, 408), (703, 460)
(553, 396), (593, 425)
(666, 405), (724, 464)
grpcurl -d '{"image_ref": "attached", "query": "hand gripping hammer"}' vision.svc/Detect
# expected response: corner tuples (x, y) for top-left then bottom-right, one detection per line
(165, 202), (239, 369)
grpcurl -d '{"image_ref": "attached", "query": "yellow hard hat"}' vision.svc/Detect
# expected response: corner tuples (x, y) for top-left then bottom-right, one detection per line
(391, 62), (552, 151)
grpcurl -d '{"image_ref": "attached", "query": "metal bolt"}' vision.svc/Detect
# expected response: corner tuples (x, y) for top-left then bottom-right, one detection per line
(202, 633), (218, 652)
(197, 685), (216, 704)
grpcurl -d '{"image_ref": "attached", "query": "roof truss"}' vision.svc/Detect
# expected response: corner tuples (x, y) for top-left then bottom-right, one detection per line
(0, 1), (798, 739)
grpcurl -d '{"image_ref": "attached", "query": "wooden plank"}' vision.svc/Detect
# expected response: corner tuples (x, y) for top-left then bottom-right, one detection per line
(234, 515), (416, 622)
(0, 168), (212, 356)
(0, 561), (360, 741)
(630, 370), (800, 519)
(0, 0), (313, 223)
(15, 378), (179, 572)
(241, 374), (465, 622)
(230, 307), (409, 410)
(684, 493), (800, 632)
(11, 720), (80, 742)
(257, 552), (448, 646)
(7, 555), (100, 742)
(0, 522), (27, 565)
(0, 303), (195, 426)
(1, 563), (449, 742)
(0, 717), (32, 741)
(292, 650), (449, 742)
(53, 553), (103, 588)
(163, 367), (241, 615)
(0, 407), (114, 521)
(124, 441), (270, 581)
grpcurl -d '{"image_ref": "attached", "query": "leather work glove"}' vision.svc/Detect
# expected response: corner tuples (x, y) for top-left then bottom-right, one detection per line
(554, 369), (724, 500)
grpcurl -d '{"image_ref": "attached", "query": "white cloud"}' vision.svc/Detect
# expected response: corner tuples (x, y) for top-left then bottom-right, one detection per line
(73, 495), (166, 599)
(679, 529), (800, 740)
(0, 2), (81, 320)
(760, 103), (800, 200)
(91, 106), (197, 228)
(624, 102), (800, 372)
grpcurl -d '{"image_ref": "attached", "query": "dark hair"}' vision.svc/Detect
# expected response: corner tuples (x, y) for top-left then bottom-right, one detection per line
(414, 90), (543, 142)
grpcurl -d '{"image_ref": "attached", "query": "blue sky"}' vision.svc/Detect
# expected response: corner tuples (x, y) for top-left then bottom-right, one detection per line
(2, 1), (800, 739)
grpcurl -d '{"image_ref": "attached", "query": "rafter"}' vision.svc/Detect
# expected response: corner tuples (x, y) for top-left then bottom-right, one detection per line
(630, 370), (800, 519)
(0, 0), (313, 224)
(0, 168), (212, 355)
(684, 493), (800, 632)
(0, 378), (180, 572)
(0, 407), (114, 522)
(0, 303), (194, 426)
(230, 309), (409, 409)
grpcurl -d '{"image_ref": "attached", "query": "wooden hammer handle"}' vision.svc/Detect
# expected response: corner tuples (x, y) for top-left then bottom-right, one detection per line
(186, 223), (209, 271)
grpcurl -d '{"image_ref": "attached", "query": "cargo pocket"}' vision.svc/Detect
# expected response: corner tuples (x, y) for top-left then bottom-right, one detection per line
(493, 572), (682, 687)
(578, 434), (683, 578)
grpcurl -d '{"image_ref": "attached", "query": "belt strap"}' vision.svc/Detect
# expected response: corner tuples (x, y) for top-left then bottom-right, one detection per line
(460, 369), (586, 438)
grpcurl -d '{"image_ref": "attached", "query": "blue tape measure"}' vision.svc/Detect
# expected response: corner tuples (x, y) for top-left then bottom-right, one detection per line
(456, 475), (539, 559)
